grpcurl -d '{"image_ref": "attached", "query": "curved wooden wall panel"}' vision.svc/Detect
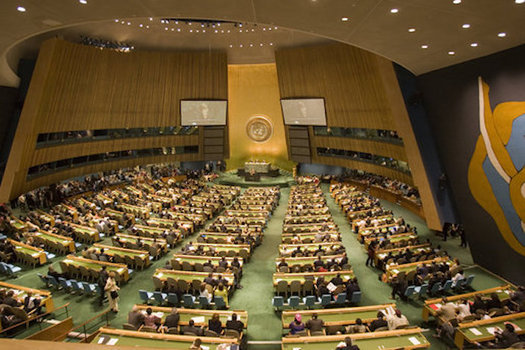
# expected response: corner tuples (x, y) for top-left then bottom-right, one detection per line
(310, 136), (407, 162)
(0, 38), (227, 201)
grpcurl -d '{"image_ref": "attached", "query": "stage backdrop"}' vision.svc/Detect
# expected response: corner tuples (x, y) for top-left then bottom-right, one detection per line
(227, 64), (295, 171)
(418, 44), (525, 284)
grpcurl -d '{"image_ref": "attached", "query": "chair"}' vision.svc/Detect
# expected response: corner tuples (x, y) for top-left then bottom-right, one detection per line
(37, 273), (50, 288)
(167, 293), (179, 306)
(289, 296), (300, 309)
(429, 282), (441, 296)
(177, 280), (189, 294)
(141, 326), (158, 333)
(191, 279), (202, 294)
(166, 327), (179, 334)
(374, 326), (389, 332)
(325, 325), (342, 335)
(204, 329), (219, 337)
(171, 260), (182, 270)
(153, 291), (167, 305)
(71, 280), (85, 294)
(272, 296), (284, 311)
(81, 282), (97, 295)
(290, 280), (301, 296)
(403, 285), (416, 299)
(464, 275), (475, 289)
(214, 296), (226, 309)
(441, 280), (453, 293)
(182, 261), (193, 271)
(198, 296), (210, 309)
(303, 295), (317, 309)
(414, 283), (429, 299)
(224, 329), (241, 339)
(183, 294), (195, 308)
(320, 294), (332, 307)
(335, 292), (347, 305)
(194, 263), (204, 272)
(47, 275), (60, 289)
(350, 291), (362, 304)
(58, 277), (73, 292)
(152, 276), (164, 291)
(302, 279), (314, 296)
(276, 280), (289, 299)
(139, 290), (154, 304)
(134, 256), (146, 270)
(123, 323), (138, 330)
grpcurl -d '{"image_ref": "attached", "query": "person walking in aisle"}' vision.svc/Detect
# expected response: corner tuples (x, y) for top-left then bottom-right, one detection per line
(105, 271), (120, 312)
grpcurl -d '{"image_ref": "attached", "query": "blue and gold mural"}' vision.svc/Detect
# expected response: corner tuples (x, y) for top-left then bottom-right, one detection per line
(468, 77), (525, 255)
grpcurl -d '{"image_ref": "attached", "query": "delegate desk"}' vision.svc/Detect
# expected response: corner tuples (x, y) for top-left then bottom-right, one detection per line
(273, 270), (354, 287)
(284, 215), (333, 225)
(283, 223), (338, 234)
(147, 217), (194, 233)
(55, 204), (79, 221)
(279, 242), (344, 256)
(384, 257), (456, 282)
(69, 223), (101, 243)
(171, 254), (244, 270)
(374, 244), (433, 267)
(198, 232), (262, 244)
(422, 285), (513, 321)
(105, 208), (134, 225)
(358, 224), (400, 242)
(193, 243), (251, 257)
(93, 327), (238, 349)
(282, 304), (395, 328)
(120, 203), (150, 219)
(154, 269), (235, 288)
(92, 244), (150, 267)
(364, 232), (418, 249)
(245, 161), (270, 173)
(134, 304), (247, 328)
(454, 312), (525, 350)
(0, 281), (54, 313)
(276, 254), (347, 271)
(114, 234), (168, 253)
(60, 255), (130, 283)
(9, 239), (47, 265)
(33, 231), (76, 254)
(282, 328), (430, 350)
(9, 217), (27, 232)
(224, 210), (270, 218)
(281, 231), (340, 243)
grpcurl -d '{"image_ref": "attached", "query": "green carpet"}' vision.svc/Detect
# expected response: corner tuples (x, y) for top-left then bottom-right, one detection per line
(2, 177), (514, 350)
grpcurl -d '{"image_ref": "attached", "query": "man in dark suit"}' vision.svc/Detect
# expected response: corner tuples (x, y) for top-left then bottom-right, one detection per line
(23, 292), (42, 314)
(369, 312), (388, 332)
(225, 313), (244, 333)
(4, 290), (20, 307)
(182, 319), (202, 335)
(163, 308), (180, 329)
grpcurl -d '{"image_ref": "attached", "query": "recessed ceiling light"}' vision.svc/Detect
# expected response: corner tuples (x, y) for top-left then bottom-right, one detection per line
(448, 51), (455, 55)
(260, 43), (263, 46)
(390, 8), (399, 13)
(470, 43), (478, 47)
(453, 0), (461, 4)
(462, 23), (470, 29)
(341, 17), (349, 21)
(79, 0), (87, 4)
(114, 19), (119, 22)
(139, 24), (143, 27)
(421, 44), (429, 49)
(17, 6), (26, 12)
(165, 27), (168, 31)
(240, 44), (243, 47)
(498, 32), (507, 37)
(408, 28), (416, 32)
(250, 44), (253, 47)
(189, 29), (192, 32)
(274, 27), (278, 29)
(229, 45), (232, 48)
(516, 0), (525, 3)
(177, 28), (180, 32)
(149, 17), (153, 21)
(270, 43), (273, 46)
(127, 22), (131, 25)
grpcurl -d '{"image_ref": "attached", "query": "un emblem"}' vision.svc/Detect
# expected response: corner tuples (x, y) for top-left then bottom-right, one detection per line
(246, 116), (273, 143)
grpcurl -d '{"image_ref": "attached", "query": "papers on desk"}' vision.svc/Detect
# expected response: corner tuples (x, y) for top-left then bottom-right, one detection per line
(192, 316), (206, 323)
(201, 346), (210, 350)
(392, 269), (400, 274)
(408, 336), (421, 345)
(327, 282), (337, 292)
(292, 348), (302, 350)
(469, 327), (482, 336)
(154, 312), (164, 318)
(107, 338), (119, 345)
(486, 327), (498, 335)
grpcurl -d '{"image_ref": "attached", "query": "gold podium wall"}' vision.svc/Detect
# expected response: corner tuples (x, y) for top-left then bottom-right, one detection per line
(227, 64), (295, 171)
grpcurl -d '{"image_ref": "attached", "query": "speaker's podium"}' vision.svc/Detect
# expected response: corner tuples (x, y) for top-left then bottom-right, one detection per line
(237, 161), (279, 181)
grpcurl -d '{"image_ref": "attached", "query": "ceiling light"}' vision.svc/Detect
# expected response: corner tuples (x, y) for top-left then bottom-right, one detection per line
(196, 30), (199, 33)
(240, 44), (243, 47)
(139, 24), (143, 27)
(470, 43), (478, 47)
(251, 29), (254, 32)
(421, 44), (429, 49)
(177, 28), (180, 32)
(114, 19), (119, 22)
(274, 27), (278, 29)
(341, 17), (349, 22)
(453, 0), (461, 3)
(262, 28), (266, 31)
(260, 43), (263, 46)
(250, 44), (253, 47)
(270, 43), (273, 46)
(17, 6), (26, 12)
(149, 17), (153, 21)
(127, 22), (131, 25)
(203, 30), (206, 33)
(165, 27), (168, 31)
(227, 30), (230, 33)
(79, 0), (87, 4)
(462, 23), (470, 29)
(516, 0), (525, 3)
(146, 25), (149, 29)
(390, 8), (399, 13)
(189, 29), (193, 32)
(215, 30), (218, 33)
(448, 51), (455, 55)
(171, 28), (174, 31)
(498, 32), (507, 37)
(408, 28), (416, 32)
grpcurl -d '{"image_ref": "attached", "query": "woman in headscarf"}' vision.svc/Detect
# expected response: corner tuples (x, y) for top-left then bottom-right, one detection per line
(288, 313), (305, 335)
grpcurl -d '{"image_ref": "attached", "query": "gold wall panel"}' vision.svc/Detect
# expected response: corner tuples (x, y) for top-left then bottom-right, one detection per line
(227, 64), (295, 171)
(0, 39), (227, 201)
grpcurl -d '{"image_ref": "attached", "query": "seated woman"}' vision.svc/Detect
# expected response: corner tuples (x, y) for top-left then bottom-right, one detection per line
(207, 313), (223, 335)
(214, 283), (229, 308)
(143, 307), (161, 330)
(289, 313), (306, 335)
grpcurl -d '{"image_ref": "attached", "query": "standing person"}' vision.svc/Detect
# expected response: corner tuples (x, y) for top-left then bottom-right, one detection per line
(98, 266), (109, 306)
(459, 226), (467, 248)
(104, 272), (120, 312)
(365, 241), (377, 267)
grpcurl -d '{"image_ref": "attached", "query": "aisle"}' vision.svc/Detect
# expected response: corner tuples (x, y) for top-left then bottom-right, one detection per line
(229, 187), (289, 343)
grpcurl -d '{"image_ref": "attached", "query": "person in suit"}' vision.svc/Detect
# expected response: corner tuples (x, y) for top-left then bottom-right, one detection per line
(207, 313), (223, 335)
(368, 312), (388, 332)
(330, 273), (344, 286)
(345, 318), (367, 334)
(3, 290), (20, 307)
(336, 337), (361, 350)
(182, 319), (202, 336)
(226, 313), (244, 333)
(436, 297), (459, 322)
(23, 292), (42, 314)
(98, 266), (109, 306)
(306, 313), (324, 334)
(127, 305), (145, 329)
(163, 308), (180, 329)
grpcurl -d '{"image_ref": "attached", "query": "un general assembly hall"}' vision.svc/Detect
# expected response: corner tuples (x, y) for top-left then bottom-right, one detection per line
(0, 1), (524, 349)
